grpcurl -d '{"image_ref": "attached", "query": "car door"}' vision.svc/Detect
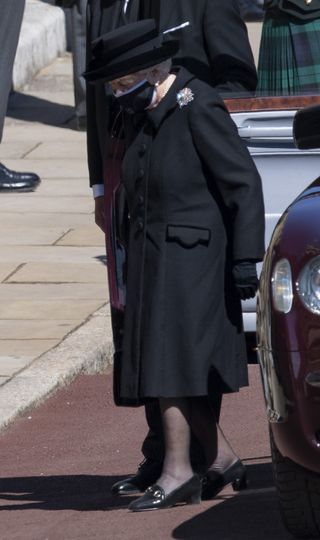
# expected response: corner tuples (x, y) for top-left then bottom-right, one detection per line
(226, 96), (320, 333)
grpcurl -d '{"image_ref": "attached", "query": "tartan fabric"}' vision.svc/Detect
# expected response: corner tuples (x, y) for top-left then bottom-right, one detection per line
(257, 13), (320, 94)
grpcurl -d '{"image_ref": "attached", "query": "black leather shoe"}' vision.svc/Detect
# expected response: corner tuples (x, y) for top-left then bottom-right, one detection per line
(201, 459), (247, 500)
(129, 474), (201, 512)
(0, 162), (40, 192)
(111, 459), (162, 496)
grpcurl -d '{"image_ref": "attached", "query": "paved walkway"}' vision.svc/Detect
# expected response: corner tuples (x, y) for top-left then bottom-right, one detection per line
(0, 54), (112, 429)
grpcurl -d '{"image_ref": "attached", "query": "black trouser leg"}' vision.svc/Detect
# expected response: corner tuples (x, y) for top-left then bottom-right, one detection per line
(0, 0), (25, 142)
(142, 400), (165, 464)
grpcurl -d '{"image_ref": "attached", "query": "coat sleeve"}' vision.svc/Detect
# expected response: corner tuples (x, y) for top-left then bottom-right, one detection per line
(189, 93), (265, 262)
(203, 0), (258, 93)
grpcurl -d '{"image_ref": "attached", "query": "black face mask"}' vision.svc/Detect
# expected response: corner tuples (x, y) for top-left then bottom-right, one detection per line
(114, 80), (155, 114)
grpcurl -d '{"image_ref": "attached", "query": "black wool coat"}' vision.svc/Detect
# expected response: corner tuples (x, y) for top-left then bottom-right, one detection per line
(119, 69), (265, 401)
(86, 0), (258, 186)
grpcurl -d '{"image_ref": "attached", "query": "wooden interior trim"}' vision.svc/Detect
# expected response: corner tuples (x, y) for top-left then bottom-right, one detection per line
(224, 95), (320, 113)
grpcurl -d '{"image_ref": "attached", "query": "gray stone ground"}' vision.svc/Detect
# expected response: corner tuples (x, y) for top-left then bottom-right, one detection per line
(0, 53), (113, 431)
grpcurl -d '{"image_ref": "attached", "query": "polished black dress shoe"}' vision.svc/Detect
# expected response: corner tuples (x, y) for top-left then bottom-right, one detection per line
(201, 459), (247, 500)
(129, 474), (201, 512)
(111, 459), (162, 496)
(0, 162), (40, 192)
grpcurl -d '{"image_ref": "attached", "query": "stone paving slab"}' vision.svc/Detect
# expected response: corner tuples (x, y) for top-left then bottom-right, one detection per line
(40, 54), (73, 78)
(0, 141), (40, 159)
(0, 212), (95, 228)
(0, 320), (82, 340)
(0, 195), (92, 214)
(31, 178), (90, 197)
(0, 264), (20, 282)
(1, 193), (93, 214)
(246, 22), (263, 66)
(26, 141), (87, 160)
(4, 159), (88, 179)
(0, 227), (68, 246)
(0, 339), (59, 357)
(0, 300), (104, 320)
(0, 283), (108, 301)
(57, 227), (105, 247)
(0, 246), (103, 264)
(3, 122), (85, 142)
(0, 356), (37, 377)
(8, 262), (106, 283)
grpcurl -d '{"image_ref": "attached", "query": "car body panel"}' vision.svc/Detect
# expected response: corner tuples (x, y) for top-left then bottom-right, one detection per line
(257, 177), (320, 473)
(225, 96), (320, 473)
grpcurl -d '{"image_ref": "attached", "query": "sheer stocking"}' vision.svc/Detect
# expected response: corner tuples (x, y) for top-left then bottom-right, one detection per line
(156, 397), (194, 494)
(189, 397), (238, 472)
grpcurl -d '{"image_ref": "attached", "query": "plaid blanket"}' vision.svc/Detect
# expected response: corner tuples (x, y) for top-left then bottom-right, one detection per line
(257, 13), (320, 94)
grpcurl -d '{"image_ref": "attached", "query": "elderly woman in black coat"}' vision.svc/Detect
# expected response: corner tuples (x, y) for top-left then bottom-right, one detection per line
(84, 19), (265, 511)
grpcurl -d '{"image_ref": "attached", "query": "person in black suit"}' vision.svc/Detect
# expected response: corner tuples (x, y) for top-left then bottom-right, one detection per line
(55, 0), (87, 130)
(0, 0), (40, 192)
(84, 18), (264, 511)
(86, 0), (258, 498)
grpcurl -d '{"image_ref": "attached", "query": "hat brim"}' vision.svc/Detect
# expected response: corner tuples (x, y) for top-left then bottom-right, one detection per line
(83, 40), (179, 84)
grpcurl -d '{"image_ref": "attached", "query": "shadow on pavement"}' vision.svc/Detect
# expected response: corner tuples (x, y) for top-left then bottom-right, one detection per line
(242, 462), (273, 490)
(173, 463), (292, 540)
(7, 92), (75, 128)
(95, 255), (107, 266)
(0, 464), (275, 514)
(0, 475), (136, 512)
(173, 490), (291, 540)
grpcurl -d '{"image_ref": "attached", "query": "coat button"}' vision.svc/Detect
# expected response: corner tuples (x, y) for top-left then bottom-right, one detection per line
(138, 194), (144, 204)
(139, 143), (147, 156)
(137, 220), (144, 230)
(137, 168), (145, 179)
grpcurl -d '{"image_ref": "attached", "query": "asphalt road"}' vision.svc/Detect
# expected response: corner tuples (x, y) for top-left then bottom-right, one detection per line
(0, 366), (293, 540)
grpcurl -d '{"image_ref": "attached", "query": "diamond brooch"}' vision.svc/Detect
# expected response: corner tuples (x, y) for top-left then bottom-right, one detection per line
(176, 87), (194, 109)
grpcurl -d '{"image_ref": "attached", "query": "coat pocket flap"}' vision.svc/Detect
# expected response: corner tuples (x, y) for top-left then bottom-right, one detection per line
(166, 225), (211, 248)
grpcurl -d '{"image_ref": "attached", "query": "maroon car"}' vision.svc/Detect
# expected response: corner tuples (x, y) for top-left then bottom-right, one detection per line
(257, 104), (320, 538)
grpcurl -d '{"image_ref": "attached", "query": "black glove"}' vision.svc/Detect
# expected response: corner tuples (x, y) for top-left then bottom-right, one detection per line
(232, 261), (259, 300)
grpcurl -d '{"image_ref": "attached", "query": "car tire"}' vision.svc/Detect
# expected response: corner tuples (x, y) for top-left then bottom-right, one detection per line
(270, 430), (320, 538)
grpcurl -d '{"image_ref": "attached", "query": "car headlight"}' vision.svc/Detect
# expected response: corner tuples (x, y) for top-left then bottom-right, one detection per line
(271, 258), (293, 314)
(297, 256), (320, 315)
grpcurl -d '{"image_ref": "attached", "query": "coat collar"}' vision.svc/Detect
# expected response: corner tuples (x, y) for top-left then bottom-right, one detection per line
(146, 67), (195, 131)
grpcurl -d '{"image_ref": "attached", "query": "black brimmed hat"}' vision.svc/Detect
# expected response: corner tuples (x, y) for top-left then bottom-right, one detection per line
(83, 19), (179, 84)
